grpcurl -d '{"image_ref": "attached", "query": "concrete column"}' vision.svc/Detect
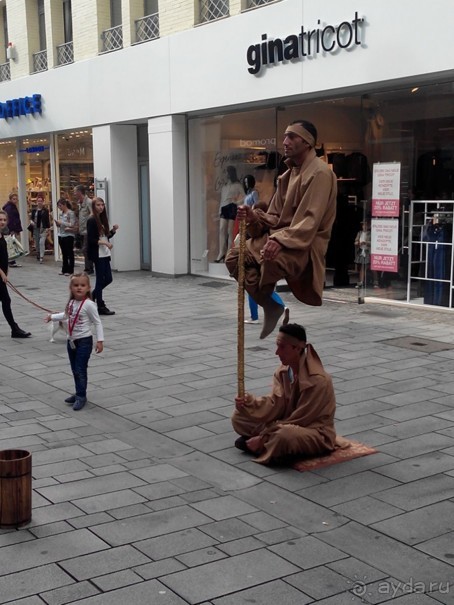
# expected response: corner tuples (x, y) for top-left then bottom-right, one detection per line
(92, 124), (141, 271)
(148, 115), (189, 276)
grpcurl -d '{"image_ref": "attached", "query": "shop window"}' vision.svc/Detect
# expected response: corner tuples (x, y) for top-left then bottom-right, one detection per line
(0, 141), (18, 205)
(188, 108), (278, 275)
(57, 130), (94, 199)
(199, 0), (229, 23)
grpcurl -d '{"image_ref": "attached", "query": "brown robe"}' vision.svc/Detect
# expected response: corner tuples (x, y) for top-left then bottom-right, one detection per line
(231, 344), (336, 464)
(226, 149), (337, 305)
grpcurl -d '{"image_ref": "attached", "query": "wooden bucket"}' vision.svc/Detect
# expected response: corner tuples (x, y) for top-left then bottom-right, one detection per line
(0, 449), (32, 528)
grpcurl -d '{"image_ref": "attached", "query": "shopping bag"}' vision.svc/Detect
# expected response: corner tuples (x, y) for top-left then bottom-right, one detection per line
(5, 235), (28, 260)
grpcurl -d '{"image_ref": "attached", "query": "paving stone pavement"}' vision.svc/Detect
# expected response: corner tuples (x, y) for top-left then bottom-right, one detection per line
(1, 257), (454, 604)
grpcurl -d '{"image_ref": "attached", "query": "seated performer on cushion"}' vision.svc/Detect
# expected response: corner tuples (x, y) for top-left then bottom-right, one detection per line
(232, 322), (336, 465)
(226, 120), (337, 339)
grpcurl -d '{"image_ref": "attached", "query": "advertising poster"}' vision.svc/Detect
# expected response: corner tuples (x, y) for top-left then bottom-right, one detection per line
(372, 162), (401, 217)
(371, 218), (399, 272)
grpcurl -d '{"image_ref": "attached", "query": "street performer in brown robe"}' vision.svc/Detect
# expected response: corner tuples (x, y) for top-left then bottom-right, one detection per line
(232, 322), (336, 465)
(226, 120), (337, 339)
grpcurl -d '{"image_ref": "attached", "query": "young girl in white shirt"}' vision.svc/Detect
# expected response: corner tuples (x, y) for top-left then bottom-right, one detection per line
(45, 273), (104, 410)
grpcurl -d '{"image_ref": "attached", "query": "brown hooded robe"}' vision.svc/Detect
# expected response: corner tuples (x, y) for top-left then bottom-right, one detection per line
(226, 149), (337, 306)
(231, 344), (336, 464)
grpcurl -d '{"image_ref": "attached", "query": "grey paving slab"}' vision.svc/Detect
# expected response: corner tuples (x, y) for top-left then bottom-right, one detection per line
(67, 579), (188, 604)
(318, 521), (454, 585)
(90, 505), (212, 546)
(134, 527), (218, 560)
(36, 472), (147, 503)
(373, 473), (454, 511)
(297, 470), (400, 507)
(160, 550), (300, 604)
(0, 529), (109, 575)
(234, 481), (348, 532)
(371, 501), (454, 546)
(416, 531), (454, 565)
(332, 495), (405, 525)
(286, 566), (354, 600)
(373, 451), (454, 482)
(0, 563), (73, 603)
(91, 569), (143, 592)
(211, 579), (311, 605)
(40, 581), (100, 605)
(170, 451), (261, 490)
(270, 535), (347, 569)
(190, 495), (257, 520)
(72, 489), (147, 513)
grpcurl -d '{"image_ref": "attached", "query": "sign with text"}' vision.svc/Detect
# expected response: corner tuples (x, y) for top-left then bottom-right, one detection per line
(371, 218), (399, 272)
(372, 162), (401, 217)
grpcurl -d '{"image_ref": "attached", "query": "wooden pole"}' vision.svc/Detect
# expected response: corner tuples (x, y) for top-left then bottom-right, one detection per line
(237, 218), (246, 397)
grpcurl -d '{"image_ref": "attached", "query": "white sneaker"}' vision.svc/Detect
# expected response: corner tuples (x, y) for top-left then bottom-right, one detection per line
(244, 319), (260, 324)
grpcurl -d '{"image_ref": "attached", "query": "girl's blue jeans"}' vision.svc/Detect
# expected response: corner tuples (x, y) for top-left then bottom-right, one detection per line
(93, 257), (113, 309)
(248, 291), (284, 321)
(67, 336), (93, 399)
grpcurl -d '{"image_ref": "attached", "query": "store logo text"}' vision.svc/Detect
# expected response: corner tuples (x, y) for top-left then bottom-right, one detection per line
(0, 94), (42, 120)
(247, 12), (364, 75)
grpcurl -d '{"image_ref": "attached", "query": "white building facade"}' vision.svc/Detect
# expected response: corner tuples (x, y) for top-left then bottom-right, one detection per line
(0, 0), (453, 304)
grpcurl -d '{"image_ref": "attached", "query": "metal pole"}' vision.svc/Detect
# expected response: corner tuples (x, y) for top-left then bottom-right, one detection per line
(237, 219), (246, 397)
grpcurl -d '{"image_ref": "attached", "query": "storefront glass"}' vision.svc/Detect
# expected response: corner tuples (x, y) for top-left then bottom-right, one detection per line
(20, 136), (53, 255)
(0, 140), (18, 204)
(56, 129), (94, 200)
(188, 80), (454, 308)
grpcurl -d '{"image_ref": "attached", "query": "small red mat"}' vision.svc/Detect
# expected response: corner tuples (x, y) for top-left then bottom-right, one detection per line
(293, 440), (377, 472)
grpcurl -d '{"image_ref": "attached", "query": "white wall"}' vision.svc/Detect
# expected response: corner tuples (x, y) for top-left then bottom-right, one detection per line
(92, 124), (141, 271)
(0, 0), (452, 140)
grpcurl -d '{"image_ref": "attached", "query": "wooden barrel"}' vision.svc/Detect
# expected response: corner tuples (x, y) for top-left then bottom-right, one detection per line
(0, 449), (32, 528)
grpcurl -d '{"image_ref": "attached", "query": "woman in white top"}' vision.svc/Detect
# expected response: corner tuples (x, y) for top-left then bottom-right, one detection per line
(54, 198), (77, 275)
(87, 197), (119, 315)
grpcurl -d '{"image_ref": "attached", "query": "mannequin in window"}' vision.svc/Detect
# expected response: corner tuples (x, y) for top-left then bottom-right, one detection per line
(215, 165), (243, 263)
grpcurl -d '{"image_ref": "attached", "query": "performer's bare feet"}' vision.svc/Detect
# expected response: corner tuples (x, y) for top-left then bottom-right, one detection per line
(260, 299), (285, 339)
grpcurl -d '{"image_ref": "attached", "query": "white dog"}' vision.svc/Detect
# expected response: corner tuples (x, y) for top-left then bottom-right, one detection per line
(49, 320), (67, 343)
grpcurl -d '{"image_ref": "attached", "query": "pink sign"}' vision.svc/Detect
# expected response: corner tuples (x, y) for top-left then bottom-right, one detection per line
(372, 163), (401, 217)
(371, 218), (399, 273)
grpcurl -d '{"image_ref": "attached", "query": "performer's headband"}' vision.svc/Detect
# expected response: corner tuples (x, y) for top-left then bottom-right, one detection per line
(277, 333), (307, 348)
(284, 124), (315, 148)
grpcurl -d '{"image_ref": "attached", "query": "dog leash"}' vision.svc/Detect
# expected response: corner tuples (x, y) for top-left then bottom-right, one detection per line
(7, 282), (53, 314)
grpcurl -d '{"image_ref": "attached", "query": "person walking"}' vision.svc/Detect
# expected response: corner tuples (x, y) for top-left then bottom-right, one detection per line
(87, 197), (118, 315)
(73, 184), (93, 273)
(29, 193), (50, 263)
(3, 192), (23, 267)
(54, 199), (77, 275)
(0, 210), (31, 338)
(45, 272), (103, 410)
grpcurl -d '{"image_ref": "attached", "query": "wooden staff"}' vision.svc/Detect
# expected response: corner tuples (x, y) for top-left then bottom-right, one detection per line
(237, 218), (247, 397)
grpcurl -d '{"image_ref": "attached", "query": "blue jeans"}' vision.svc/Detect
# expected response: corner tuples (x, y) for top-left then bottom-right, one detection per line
(248, 291), (284, 321)
(93, 257), (112, 308)
(67, 336), (93, 399)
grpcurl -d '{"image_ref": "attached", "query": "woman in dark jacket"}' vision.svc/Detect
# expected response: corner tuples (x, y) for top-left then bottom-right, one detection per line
(86, 197), (118, 315)
(0, 210), (31, 337)
(30, 193), (51, 263)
